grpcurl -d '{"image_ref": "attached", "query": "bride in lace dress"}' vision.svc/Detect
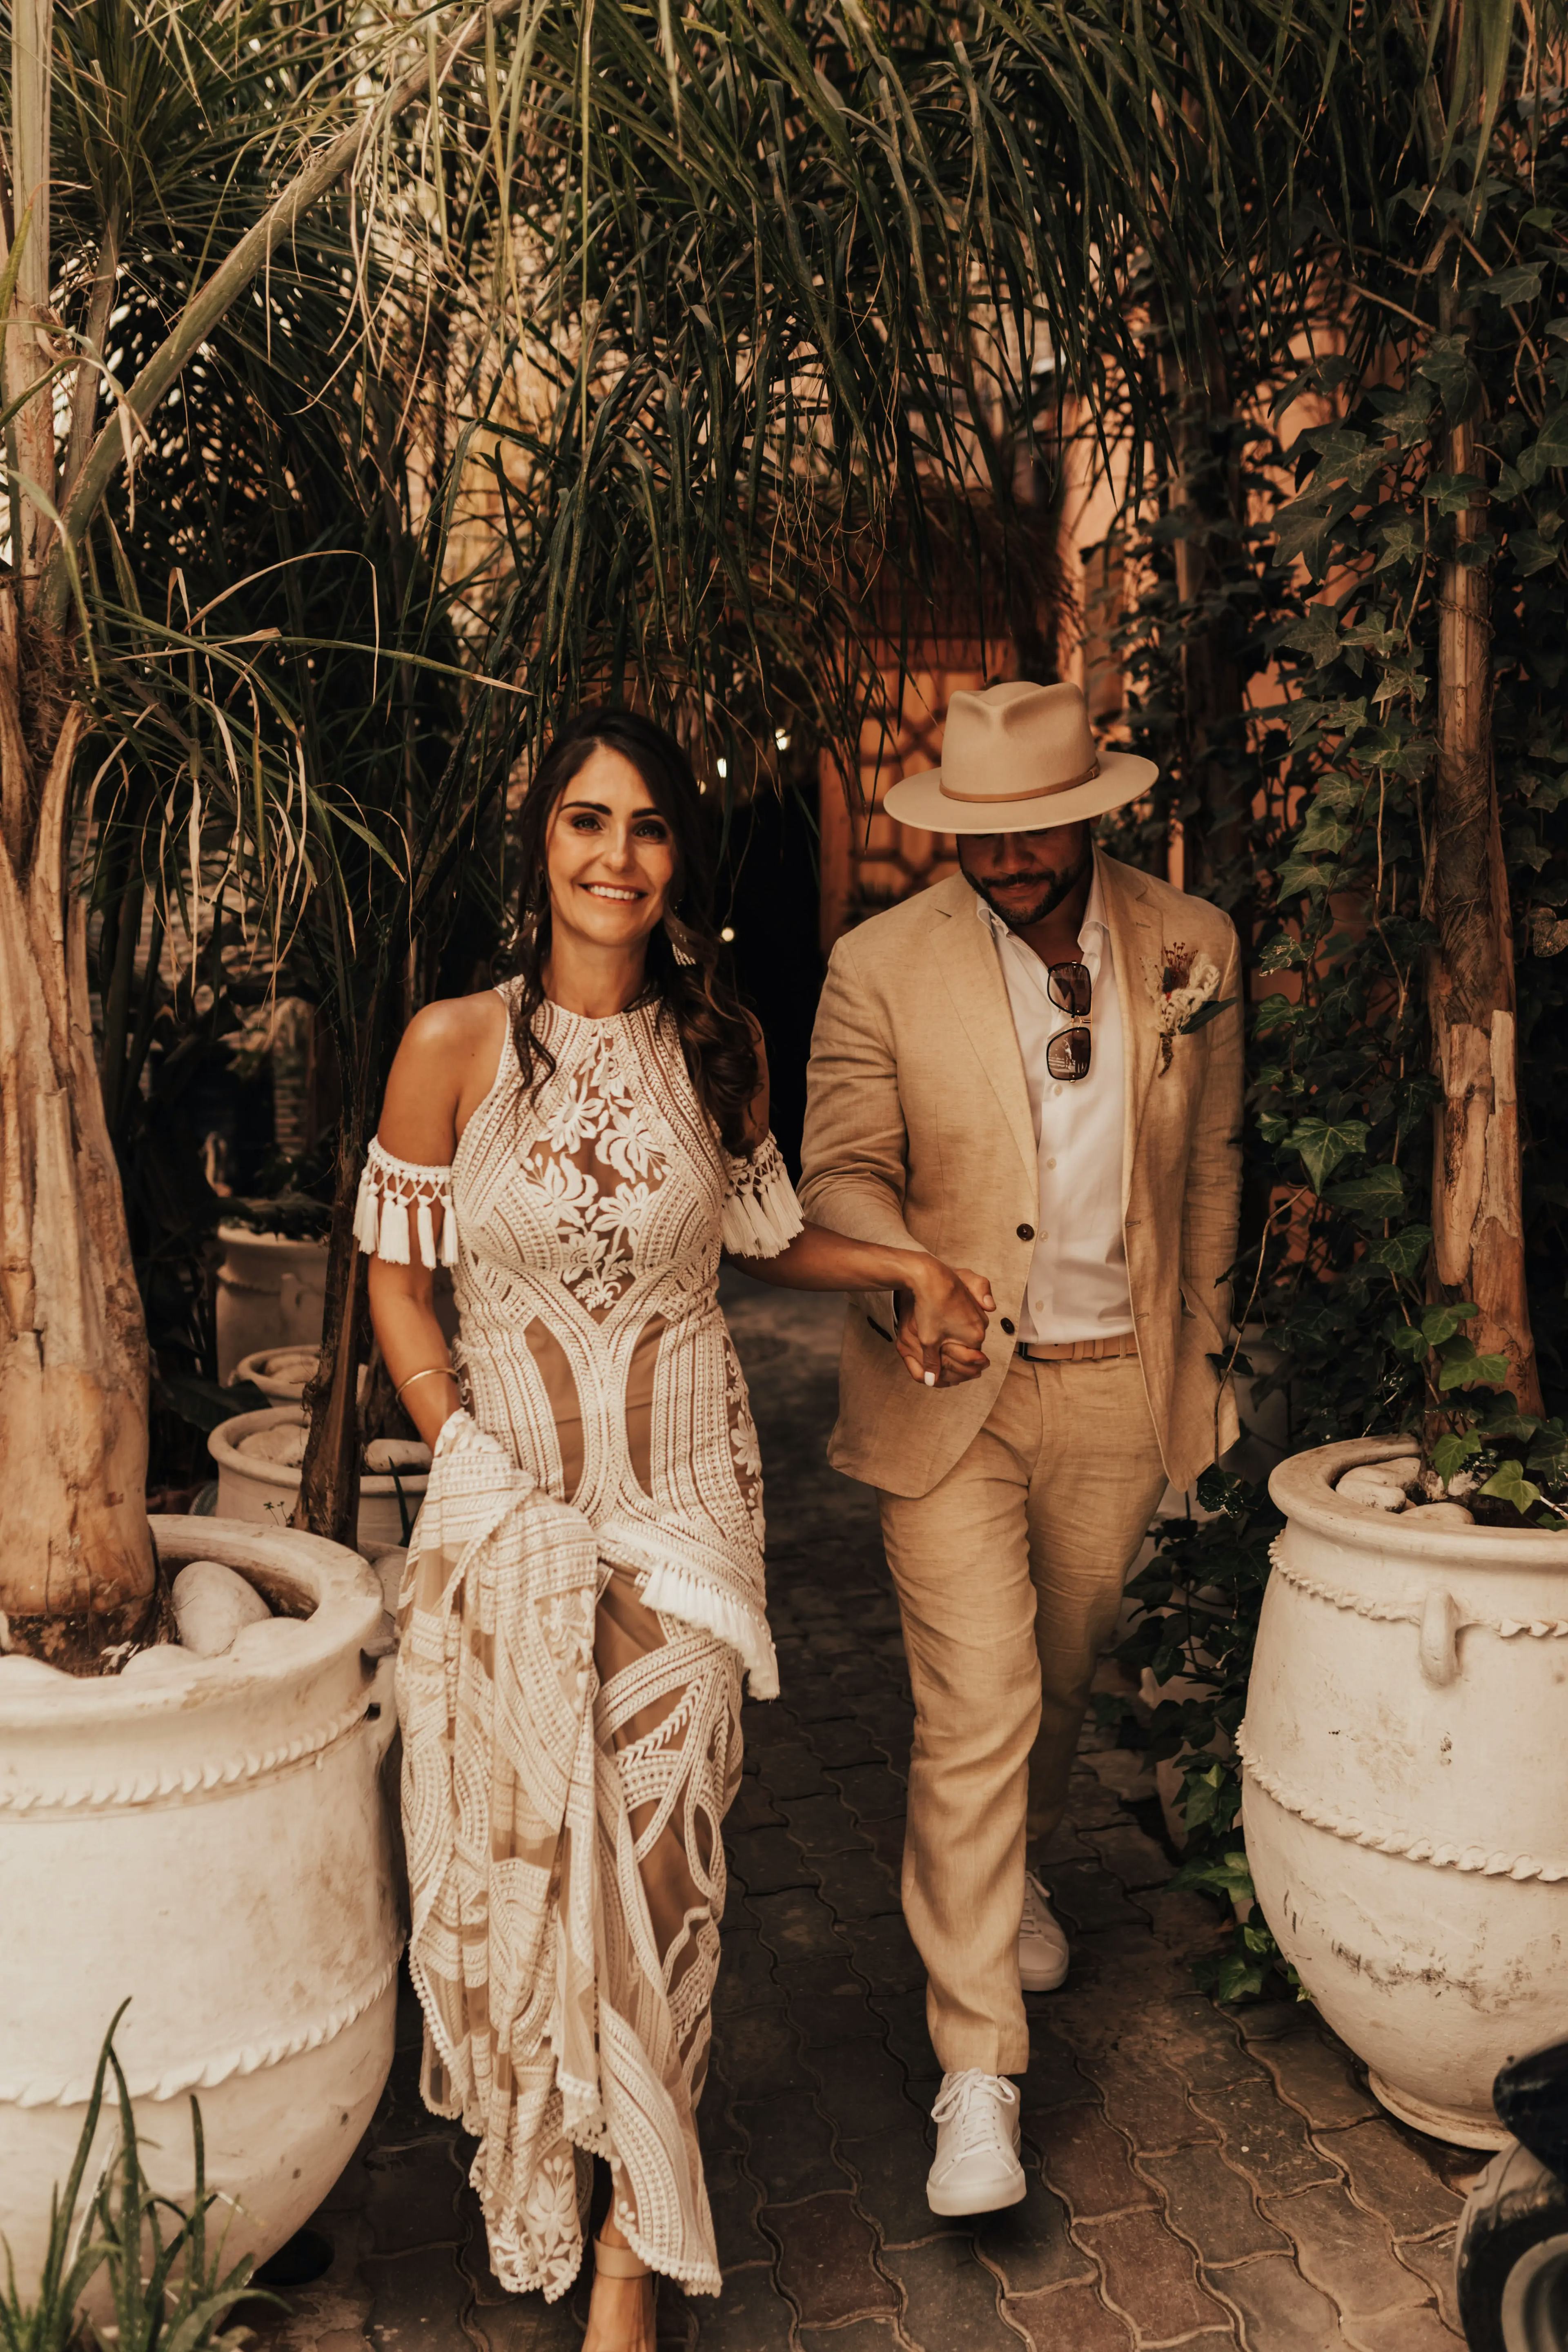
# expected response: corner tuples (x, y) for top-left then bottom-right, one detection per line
(362, 710), (992, 2352)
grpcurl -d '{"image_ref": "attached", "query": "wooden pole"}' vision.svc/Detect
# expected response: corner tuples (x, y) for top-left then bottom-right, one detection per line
(1424, 283), (1541, 1415)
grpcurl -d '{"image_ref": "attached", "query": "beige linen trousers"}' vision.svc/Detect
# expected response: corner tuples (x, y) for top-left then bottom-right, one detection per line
(799, 860), (1243, 2074)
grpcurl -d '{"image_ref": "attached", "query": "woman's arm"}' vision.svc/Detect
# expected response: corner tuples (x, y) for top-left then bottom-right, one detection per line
(365, 996), (504, 1450)
(736, 1222), (994, 1386)
(725, 1025), (993, 1387)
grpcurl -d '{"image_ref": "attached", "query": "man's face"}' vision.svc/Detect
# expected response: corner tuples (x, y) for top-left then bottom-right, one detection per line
(958, 819), (1092, 932)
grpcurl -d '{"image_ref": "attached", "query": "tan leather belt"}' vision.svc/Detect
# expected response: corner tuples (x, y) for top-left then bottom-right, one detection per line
(1016, 1332), (1139, 1362)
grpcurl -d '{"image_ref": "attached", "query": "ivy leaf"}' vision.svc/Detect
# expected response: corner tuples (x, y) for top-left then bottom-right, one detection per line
(1519, 406), (1568, 484)
(1254, 991), (1299, 1034)
(1212, 1947), (1274, 2005)
(1373, 383), (1437, 448)
(1423, 471), (1486, 515)
(1472, 264), (1543, 305)
(1274, 852), (1341, 898)
(1372, 517), (1422, 571)
(1437, 1336), (1510, 1391)
(1432, 1430), (1481, 1487)
(1507, 528), (1564, 577)
(1290, 1116), (1369, 1191)
(1325, 1165), (1408, 1220)
(1280, 606), (1343, 668)
(1478, 1458), (1544, 1514)
(1274, 496), (1349, 575)
(1369, 1225), (1432, 1278)
(1420, 1302), (1479, 1346)
(1417, 333), (1483, 425)
(1391, 1323), (1432, 1362)
(1296, 808), (1353, 855)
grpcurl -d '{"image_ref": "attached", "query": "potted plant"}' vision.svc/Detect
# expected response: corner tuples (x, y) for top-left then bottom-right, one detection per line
(1085, 0), (1568, 2136)
(1249, 1399), (1568, 2143)
(0, 0), (518, 2290)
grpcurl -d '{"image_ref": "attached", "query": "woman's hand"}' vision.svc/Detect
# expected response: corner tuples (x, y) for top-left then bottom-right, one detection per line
(894, 1262), (995, 1387)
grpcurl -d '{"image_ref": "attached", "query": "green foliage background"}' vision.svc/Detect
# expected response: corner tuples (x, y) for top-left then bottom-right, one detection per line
(1102, 74), (1568, 1997)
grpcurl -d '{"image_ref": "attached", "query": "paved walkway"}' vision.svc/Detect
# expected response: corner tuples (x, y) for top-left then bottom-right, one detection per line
(251, 1284), (1479, 2352)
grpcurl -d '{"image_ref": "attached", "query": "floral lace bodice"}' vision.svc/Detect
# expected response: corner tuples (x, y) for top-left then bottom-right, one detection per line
(357, 987), (801, 1692)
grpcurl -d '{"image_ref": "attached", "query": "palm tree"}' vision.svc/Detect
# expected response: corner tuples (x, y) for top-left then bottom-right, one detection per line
(0, 0), (522, 1662)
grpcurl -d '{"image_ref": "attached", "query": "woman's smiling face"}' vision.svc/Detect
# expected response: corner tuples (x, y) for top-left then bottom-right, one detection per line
(544, 744), (678, 953)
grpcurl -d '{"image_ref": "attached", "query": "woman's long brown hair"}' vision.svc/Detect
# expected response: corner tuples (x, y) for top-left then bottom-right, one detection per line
(502, 708), (761, 1155)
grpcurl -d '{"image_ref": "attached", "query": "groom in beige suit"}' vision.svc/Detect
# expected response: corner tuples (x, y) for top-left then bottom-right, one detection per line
(799, 680), (1243, 2215)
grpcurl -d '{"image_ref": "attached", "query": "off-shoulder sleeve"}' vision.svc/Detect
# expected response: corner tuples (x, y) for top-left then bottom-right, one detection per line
(354, 1136), (458, 1269)
(720, 1131), (805, 1261)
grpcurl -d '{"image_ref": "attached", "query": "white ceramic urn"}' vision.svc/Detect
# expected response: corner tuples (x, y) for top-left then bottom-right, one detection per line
(214, 1226), (329, 1383)
(1244, 1438), (1568, 2147)
(0, 1519), (401, 2296)
(208, 1406), (430, 1553)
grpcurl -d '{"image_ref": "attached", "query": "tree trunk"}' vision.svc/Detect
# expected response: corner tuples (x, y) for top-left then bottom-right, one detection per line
(9, 0), (55, 590)
(1424, 294), (1541, 1418)
(292, 1130), (368, 1548)
(0, 606), (155, 1666)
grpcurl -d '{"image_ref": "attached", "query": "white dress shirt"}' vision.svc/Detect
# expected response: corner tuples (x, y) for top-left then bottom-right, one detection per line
(976, 858), (1135, 1343)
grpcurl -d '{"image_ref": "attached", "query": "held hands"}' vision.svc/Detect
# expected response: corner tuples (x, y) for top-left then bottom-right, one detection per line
(893, 1263), (996, 1388)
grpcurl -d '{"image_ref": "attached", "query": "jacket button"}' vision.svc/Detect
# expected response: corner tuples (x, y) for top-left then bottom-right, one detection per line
(1000, 1317), (1016, 1335)
(1017, 1223), (1035, 1241)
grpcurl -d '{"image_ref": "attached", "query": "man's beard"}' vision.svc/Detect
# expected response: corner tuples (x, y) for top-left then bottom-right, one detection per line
(967, 846), (1091, 933)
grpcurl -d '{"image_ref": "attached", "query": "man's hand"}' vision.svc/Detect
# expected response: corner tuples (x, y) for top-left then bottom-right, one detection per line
(894, 1263), (996, 1387)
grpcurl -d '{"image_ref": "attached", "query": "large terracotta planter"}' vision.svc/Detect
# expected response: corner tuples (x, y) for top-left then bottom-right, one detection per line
(1244, 1439), (1568, 2147)
(214, 1225), (328, 1383)
(208, 1406), (429, 1552)
(0, 1519), (400, 2299)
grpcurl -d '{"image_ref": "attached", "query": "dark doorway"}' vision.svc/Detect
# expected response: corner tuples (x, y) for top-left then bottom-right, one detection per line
(718, 778), (824, 1177)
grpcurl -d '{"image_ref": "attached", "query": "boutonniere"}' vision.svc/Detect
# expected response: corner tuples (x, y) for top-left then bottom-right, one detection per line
(1147, 944), (1230, 1072)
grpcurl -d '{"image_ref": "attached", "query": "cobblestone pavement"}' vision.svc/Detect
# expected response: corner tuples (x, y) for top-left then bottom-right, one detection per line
(250, 1283), (1482, 2352)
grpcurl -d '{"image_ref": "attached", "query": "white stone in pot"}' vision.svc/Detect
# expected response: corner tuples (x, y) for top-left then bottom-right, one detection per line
(1336, 1463), (1417, 1510)
(1410, 1501), (1476, 1529)
(172, 1561), (273, 1657)
(238, 1421), (310, 1468)
(363, 1439), (432, 1475)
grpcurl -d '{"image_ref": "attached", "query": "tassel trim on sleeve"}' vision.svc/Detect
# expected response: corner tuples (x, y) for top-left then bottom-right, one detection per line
(719, 1131), (804, 1262)
(354, 1136), (459, 1268)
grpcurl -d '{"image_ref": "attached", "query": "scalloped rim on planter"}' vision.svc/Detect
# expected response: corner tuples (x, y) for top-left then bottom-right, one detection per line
(0, 1517), (399, 2306)
(1246, 1437), (1568, 2149)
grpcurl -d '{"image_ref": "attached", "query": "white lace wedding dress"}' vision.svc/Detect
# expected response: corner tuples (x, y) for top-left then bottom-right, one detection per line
(354, 987), (802, 2301)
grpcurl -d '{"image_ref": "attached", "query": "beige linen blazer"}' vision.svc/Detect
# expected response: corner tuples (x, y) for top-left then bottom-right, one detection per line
(798, 858), (1244, 1499)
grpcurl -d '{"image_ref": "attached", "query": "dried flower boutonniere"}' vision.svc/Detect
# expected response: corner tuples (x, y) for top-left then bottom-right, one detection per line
(1148, 944), (1231, 1072)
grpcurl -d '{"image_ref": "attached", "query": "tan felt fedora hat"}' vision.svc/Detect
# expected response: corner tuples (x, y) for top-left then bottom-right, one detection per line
(882, 679), (1157, 835)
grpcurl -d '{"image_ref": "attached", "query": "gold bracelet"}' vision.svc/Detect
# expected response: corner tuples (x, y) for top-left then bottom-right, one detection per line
(395, 1365), (454, 1400)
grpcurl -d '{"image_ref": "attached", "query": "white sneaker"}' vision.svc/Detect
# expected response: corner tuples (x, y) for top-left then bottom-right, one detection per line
(927, 2070), (1025, 2216)
(1019, 1871), (1069, 1992)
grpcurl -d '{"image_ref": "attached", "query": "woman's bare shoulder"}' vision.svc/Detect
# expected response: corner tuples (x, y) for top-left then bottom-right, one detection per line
(380, 989), (509, 1160)
(399, 989), (508, 1064)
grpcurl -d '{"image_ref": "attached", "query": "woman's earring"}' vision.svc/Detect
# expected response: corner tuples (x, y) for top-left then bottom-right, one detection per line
(665, 910), (698, 968)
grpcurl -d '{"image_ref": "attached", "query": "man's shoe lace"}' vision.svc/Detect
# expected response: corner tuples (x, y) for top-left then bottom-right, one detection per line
(931, 2069), (1019, 2158)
